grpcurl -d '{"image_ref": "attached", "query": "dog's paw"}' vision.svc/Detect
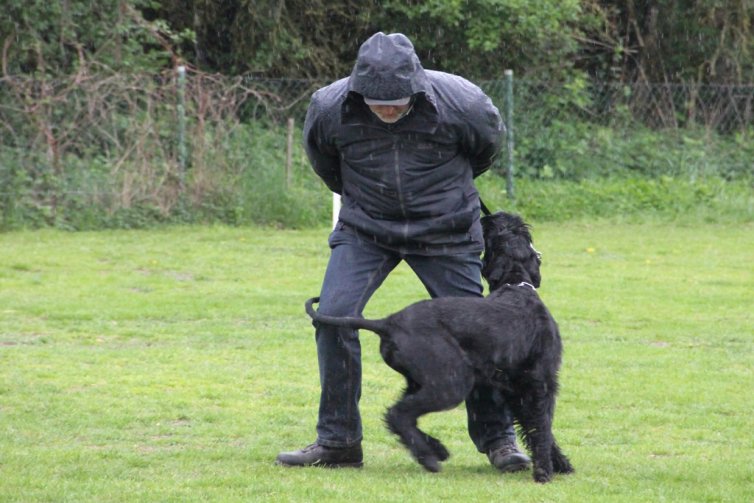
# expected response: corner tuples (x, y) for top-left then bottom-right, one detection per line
(434, 444), (450, 462)
(554, 458), (574, 474)
(533, 467), (552, 483)
(417, 455), (442, 473)
(425, 436), (450, 462)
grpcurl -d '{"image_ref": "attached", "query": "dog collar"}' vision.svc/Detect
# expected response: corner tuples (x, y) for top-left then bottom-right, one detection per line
(508, 282), (536, 290)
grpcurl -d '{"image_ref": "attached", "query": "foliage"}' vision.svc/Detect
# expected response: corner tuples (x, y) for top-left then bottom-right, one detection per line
(0, 118), (331, 231)
(136, 0), (592, 79)
(1, 63), (751, 231)
(146, 0), (374, 77)
(514, 120), (754, 181)
(373, 0), (586, 79)
(495, 78), (754, 181)
(579, 0), (754, 85)
(0, 68), (328, 231)
(4, 1), (754, 86)
(0, 0), (191, 75)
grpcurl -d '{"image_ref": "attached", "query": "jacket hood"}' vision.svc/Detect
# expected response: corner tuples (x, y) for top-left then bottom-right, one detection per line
(348, 32), (430, 101)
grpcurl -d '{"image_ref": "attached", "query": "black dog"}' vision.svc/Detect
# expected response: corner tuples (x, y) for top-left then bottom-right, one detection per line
(305, 212), (573, 482)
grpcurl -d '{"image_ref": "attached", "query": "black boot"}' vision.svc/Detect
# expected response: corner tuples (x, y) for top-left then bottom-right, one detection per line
(487, 439), (531, 473)
(276, 442), (363, 468)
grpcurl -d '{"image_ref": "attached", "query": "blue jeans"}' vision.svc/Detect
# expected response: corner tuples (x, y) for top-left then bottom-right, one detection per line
(315, 225), (516, 452)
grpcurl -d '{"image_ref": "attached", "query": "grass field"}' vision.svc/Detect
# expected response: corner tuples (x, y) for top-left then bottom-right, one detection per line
(1, 220), (752, 502)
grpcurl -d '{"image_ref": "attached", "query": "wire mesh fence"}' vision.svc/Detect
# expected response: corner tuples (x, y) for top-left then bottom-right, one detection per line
(489, 80), (754, 132)
(481, 78), (754, 180)
(1, 68), (752, 228)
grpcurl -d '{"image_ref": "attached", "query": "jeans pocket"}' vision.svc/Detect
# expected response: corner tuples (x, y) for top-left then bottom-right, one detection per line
(328, 222), (357, 249)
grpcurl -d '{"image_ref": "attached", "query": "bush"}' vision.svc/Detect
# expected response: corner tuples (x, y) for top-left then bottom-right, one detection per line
(477, 175), (754, 223)
(514, 119), (754, 182)
(1, 117), (751, 231)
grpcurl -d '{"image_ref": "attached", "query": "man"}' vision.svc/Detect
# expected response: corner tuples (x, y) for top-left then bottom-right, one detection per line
(276, 32), (531, 472)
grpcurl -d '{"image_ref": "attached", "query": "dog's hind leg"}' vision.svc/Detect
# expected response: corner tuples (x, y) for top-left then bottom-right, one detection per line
(400, 375), (450, 462)
(385, 381), (466, 472)
(387, 382), (452, 464)
(385, 377), (437, 454)
(384, 392), (449, 472)
(383, 344), (475, 472)
(423, 431), (450, 462)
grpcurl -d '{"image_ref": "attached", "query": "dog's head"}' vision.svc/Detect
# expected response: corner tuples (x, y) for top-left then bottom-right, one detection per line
(481, 212), (542, 291)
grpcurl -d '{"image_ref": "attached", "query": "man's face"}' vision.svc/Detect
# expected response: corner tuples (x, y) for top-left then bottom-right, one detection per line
(368, 104), (412, 124)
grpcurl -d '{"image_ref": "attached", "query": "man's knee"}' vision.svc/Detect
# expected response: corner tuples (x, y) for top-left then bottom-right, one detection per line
(316, 290), (362, 318)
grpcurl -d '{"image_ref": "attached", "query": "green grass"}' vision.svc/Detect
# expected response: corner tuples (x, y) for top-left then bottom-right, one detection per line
(1, 221), (752, 502)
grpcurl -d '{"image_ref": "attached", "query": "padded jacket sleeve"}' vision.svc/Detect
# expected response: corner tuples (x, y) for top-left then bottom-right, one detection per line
(463, 93), (505, 178)
(303, 94), (342, 194)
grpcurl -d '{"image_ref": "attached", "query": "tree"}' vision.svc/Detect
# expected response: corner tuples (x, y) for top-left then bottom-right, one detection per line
(137, 0), (592, 79)
(149, 0), (375, 77)
(1, 0), (189, 76)
(578, 0), (754, 84)
(3, 1), (753, 84)
(372, 0), (587, 79)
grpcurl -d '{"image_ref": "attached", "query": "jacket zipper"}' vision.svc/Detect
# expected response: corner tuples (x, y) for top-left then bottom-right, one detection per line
(392, 138), (408, 219)
(391, 139), (411, 240)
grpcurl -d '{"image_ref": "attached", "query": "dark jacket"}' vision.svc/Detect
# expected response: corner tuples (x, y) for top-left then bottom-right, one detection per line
(303, 33), (504, 255)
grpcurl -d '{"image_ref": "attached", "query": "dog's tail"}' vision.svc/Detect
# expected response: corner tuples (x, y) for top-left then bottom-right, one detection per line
(305, 297), (388, 334)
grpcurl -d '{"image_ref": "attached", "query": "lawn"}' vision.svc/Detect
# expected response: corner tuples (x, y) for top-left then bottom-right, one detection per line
(1, 220), (752, 502)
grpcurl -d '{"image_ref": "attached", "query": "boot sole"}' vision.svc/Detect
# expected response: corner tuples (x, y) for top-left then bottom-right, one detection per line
(275, 459), (363, 469)
(496, 461), (531, 473)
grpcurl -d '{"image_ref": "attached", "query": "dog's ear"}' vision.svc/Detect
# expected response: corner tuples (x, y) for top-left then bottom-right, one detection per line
(509, 236), (542, 288)
(482, 253), (512, 290)
(527, 253), (542, 288)
(482, 211), (543, 289)
(506, 235), (533, 261)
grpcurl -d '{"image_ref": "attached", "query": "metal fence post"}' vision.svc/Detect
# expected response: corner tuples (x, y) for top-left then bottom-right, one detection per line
(286, 117), (295, 188)
(176, 65), (187, 188)
(504, 69), (515, 200)
(0, 164), (13, 230)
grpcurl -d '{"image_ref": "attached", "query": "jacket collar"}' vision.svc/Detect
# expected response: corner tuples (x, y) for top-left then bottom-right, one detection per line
(340, 91), (439, 135)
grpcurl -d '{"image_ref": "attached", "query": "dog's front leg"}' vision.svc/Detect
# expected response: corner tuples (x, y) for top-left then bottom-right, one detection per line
(530, 427), (555, 483)
(550, 439), (574, 475)
(511, 389), (556, 483)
